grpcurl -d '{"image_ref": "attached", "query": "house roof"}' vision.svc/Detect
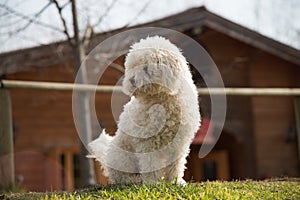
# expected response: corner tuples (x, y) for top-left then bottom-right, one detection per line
(1, 7), (300, 75)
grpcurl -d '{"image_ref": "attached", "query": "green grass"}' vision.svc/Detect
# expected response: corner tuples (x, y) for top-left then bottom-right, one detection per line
(4, 179), (300, 200)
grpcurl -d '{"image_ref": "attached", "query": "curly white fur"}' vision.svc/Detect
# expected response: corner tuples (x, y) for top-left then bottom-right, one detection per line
(88, 36), (200, 184)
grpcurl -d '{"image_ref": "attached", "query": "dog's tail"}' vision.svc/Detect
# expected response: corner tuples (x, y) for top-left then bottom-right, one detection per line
(87, 129), (113, 164)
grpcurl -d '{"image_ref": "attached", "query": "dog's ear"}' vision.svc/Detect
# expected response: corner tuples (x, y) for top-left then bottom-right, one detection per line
(122, 36), (189, 96)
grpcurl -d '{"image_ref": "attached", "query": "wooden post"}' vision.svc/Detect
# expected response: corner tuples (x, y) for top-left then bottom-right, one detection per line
(64, 151), (74, 190)
(0, 89), (15, 190)
(294, 97), (300, 164)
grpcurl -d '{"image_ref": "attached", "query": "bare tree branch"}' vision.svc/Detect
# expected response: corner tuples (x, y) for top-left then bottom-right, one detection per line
(1, 17), (25, 28)
(92, 0), (119, 28)
(61, 1), (71, 9)
(14, 33), (46, 46)
(51, 0), (74, 46)
(79, 0), (119, 50)
(0, 0), (9, 17)
(122, 0), (152, 28)
(0, 2), (64, 35)
(82, 24), (93, 49)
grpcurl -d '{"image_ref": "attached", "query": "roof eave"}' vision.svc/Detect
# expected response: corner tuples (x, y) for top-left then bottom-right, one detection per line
(201, 9), (300, 65)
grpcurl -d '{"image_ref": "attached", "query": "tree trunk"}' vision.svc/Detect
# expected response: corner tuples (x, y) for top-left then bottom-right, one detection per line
(0, 89), (15, 190)
(71, 0), (96, 187)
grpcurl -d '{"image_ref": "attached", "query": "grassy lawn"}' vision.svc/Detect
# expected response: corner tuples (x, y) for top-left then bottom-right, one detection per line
(4, 179), (300, 200)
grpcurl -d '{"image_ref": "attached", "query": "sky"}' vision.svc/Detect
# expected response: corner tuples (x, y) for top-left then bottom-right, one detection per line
(0, 0), (299, 53)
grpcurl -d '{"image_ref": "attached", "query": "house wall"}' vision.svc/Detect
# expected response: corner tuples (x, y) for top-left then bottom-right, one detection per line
(193, 28), (298, 179)
(7, 59), (124, 190)
(14, 151), (62, 191)
(249, 52), (299, 178)
(7, 62), (78, 191)
(8, 62), (80, 153)
(195, 28), (256, 179)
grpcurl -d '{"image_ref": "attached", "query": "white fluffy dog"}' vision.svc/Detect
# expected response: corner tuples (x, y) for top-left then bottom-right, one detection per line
(88, 36), (200, 184)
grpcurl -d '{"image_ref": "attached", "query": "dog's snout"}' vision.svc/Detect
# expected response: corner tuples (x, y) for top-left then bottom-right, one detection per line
(129, 76), (136, 87)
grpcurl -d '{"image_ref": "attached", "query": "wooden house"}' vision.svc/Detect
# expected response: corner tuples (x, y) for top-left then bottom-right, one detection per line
(0, 7), (299, 191)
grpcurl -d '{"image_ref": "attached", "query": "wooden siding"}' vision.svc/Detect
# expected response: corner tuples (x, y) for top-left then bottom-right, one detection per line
(195, 28), (256, 178)
(249, 52), (299, 178)
(7, 59), (125, 188)
(14, 151), (62, 191)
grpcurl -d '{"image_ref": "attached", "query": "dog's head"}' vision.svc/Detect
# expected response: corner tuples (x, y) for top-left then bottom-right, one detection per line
(122, 36), (189, 97)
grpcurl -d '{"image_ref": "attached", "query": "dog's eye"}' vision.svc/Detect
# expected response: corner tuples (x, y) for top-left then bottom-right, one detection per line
(129, 76), (136, 87)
